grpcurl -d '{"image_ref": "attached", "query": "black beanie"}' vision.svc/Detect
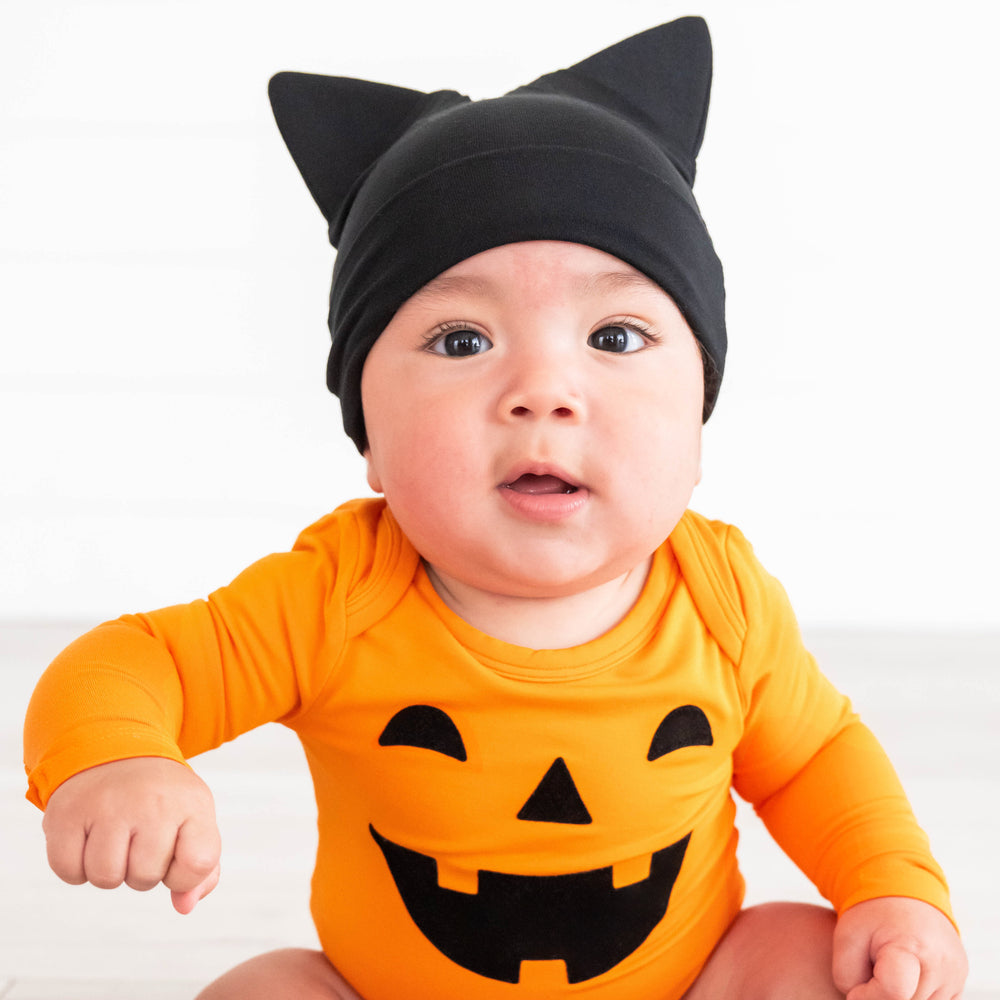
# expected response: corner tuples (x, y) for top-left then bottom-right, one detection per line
(269, 17), (726, 453)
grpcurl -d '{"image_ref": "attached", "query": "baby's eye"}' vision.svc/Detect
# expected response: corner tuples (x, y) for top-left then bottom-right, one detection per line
(587, 324), (649, 354)
(427, 328), (493, 357)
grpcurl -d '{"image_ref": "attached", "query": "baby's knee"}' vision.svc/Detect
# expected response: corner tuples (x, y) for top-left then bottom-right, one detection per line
(685, 903), (841, 1000)
(738, 901), (837, 956)
(196, 947), (362, 1000)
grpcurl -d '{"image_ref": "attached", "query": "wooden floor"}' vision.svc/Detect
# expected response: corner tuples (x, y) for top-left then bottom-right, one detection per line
(3, 623), (998, 998)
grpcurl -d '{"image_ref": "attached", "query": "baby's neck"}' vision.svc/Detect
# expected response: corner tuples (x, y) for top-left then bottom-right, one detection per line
(424, 558), (651, 649)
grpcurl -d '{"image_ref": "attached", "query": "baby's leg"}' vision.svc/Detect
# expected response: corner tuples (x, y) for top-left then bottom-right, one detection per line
(683, 903), (842, 1000)
(195, 948), (363, 1000)
(195, 906), (839, 1000)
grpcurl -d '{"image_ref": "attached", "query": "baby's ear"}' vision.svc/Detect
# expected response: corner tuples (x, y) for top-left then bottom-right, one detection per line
(268, 73), (465, 241)
(363, 448), (384, 495)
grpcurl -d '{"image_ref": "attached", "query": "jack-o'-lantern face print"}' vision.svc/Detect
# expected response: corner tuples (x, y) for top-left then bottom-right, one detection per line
(371, 703), (713, 984)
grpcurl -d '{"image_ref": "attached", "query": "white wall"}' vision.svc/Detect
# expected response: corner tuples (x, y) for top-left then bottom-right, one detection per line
(2, 0), (997, 627)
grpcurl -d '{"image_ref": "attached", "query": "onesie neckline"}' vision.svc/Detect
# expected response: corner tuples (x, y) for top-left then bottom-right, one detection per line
(412, 545), (679, 682)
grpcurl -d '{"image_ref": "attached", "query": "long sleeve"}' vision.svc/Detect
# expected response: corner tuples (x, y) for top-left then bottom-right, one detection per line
(722, 525), (953, 923)
(753, 722), (952, 920)
(23, 504), (364, 810)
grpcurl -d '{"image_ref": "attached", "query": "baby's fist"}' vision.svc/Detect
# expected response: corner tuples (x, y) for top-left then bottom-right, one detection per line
(42, 756), (221, 913)
(833, 896), (967, 1000)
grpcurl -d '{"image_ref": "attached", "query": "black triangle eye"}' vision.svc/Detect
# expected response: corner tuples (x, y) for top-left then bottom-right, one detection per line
(648, 705), (713, 761)
(378, 705), (467, 761)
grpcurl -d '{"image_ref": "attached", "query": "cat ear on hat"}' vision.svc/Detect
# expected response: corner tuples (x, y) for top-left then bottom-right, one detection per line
(267, 72), (465, 241)
(269, 17), (712, 237)
(515, 16), (713, 187)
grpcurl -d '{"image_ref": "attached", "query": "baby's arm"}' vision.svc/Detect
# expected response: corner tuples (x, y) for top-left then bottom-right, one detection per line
(747, 725), (967, 997)
(24, 529), (343, 813)
(26, 538), (342, 908)
(833, 897), (967, 1000)
(719, 525), (966, 995)
(42, 757), (221, 914)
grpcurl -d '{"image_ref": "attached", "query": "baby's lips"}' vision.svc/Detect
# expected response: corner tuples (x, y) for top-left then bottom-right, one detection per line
(499, 462), (584, 495)
(503, 473), (580, 496)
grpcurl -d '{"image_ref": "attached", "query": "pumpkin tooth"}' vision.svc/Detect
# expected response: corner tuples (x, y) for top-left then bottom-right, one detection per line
(611, 853), (653, 889)
(436, 857), (480, 895)
(517, 959), (573, 988)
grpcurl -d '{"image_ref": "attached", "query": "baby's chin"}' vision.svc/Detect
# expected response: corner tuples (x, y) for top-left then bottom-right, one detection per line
(422, 550), (655, 641)
(425, 553), (645, 602)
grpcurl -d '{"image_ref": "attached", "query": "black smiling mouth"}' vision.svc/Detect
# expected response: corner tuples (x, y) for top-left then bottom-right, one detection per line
(370, 824), (690, 984)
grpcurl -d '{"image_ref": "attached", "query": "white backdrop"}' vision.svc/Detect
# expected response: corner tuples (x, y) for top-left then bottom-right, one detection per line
(2, 0), (998, 627)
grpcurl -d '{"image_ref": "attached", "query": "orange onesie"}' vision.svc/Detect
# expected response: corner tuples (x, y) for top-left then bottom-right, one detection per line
(24, 499), (952, 1000)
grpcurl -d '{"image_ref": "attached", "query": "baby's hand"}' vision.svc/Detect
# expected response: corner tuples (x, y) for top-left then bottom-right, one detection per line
(42, 757), (221, 914)
(833, 896), (967, 1000)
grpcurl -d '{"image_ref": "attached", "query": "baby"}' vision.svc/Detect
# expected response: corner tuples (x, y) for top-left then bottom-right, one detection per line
(24, 18), (967, 1000)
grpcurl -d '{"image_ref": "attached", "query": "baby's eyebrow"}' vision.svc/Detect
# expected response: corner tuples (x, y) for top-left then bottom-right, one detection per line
(408, 274), (494, 306)
(581, 269), (660, 297)
(410, 268), (659, 306)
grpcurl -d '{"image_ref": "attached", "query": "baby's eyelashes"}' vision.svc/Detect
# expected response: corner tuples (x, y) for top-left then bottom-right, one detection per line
(587, 323), (653, 354)
(423, 324), (494, 357)
(421, 317), (659, 359)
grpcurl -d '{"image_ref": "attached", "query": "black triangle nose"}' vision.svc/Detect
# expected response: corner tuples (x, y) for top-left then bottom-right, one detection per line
(517, 757), (592, 825)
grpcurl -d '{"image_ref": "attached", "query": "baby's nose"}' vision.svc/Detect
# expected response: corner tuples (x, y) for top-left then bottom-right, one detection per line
(498, 359), (585, 422)
(509, 400), (577, 419)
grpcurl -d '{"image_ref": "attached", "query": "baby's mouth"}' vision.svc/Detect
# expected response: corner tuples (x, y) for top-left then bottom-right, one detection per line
(502, 473), (579, 495)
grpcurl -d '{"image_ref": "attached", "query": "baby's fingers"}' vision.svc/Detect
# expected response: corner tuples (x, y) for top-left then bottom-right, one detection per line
(125, 823), (183, 892)
(81, 821), (134, 890)
(845, 944), (921, 1000)
(163, 815), (222, 912)
(170, 862), (221, 915)
(871, 944), (921, 1000)
(42, 810), (87, 886)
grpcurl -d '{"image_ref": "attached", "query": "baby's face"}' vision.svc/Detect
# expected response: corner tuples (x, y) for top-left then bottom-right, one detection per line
(361, 241), (704, 602)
